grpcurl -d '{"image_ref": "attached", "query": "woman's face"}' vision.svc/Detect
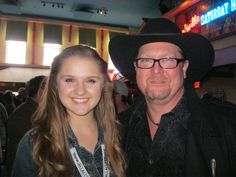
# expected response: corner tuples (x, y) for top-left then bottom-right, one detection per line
(57, 56), (104, 119)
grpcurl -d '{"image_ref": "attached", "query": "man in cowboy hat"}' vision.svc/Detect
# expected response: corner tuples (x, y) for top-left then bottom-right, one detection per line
(109, 18), (236, 177)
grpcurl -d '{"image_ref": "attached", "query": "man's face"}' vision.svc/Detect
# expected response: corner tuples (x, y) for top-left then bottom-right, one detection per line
(135, 42), (189, 105)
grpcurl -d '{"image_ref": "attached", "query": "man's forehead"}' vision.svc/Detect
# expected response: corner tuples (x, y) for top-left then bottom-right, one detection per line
(137, 42), (183, 56)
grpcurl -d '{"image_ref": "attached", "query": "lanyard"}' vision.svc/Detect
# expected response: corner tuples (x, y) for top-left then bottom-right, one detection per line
(70, 144), (110, 177)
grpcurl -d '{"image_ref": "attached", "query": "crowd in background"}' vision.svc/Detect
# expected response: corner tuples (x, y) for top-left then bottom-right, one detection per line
(0, 76), (47, 177)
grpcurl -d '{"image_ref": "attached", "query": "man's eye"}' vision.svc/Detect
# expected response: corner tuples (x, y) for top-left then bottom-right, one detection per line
(164, 58), (175, 62)
(141, 58), (152, 62)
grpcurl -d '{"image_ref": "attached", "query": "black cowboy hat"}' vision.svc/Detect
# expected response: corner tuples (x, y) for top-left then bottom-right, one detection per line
(109, 18), (214, 83)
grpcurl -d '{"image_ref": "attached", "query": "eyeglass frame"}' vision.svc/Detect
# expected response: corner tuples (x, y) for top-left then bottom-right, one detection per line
(134, 57), (187, 69)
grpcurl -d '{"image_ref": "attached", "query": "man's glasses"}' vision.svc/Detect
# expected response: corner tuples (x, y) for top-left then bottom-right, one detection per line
(134, 58), (186, 69)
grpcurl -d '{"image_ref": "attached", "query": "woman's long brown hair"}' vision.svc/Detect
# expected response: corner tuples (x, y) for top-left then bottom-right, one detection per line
(32, 45), (126, 177)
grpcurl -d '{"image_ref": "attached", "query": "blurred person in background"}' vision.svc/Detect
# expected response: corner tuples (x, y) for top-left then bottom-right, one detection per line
(113, 80), (130, 113)
(14, 87), (26, 107)
(0, 102), (8, 174)
(6, 75), (47, 175)
(4, 91), (16, 116)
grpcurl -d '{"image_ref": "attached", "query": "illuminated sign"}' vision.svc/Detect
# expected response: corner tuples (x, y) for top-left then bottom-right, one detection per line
(201, 0), (236, 25)
(194, 81), (201, 89)
(182, 15), (200, 33)
(176, 0), (236, 39)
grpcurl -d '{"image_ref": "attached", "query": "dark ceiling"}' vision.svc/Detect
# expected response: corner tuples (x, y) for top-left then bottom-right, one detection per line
(0, 0), (163, 29)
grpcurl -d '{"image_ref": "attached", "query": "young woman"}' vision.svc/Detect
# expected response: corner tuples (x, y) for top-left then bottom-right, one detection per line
(11, 45), (126, 177)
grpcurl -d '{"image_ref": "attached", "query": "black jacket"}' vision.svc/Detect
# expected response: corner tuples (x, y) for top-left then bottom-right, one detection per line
(119, 88), (236, 177)
(6, 97), (38, 175)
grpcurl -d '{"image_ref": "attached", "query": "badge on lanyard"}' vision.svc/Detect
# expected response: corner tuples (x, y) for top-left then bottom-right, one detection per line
(70, 144), (110, 177)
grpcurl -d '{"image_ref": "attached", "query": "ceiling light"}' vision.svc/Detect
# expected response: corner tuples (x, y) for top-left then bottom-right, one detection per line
(41, 1), (64, 8)
(96, 8), (107, 15)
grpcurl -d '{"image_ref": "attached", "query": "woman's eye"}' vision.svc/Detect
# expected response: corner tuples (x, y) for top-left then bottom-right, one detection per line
(88, 79), (96, 83)
(65, 78), (74, 82)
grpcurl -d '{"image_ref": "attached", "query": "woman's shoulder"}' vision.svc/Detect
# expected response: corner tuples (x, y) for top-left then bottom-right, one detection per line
(11, 130), (39, 177)
(18, 129), (38, 147)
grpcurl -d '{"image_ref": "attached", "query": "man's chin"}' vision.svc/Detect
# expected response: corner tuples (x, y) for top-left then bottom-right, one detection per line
(146, 92), (169, 102)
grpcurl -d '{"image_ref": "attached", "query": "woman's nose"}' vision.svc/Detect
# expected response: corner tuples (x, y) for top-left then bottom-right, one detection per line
(75, 82), (86, 95)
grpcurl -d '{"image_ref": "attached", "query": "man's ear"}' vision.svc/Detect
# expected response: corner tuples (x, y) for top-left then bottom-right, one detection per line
(134, 62), (138, 71)
(184, 72), (186, 79)
(183, 60), (189, 79)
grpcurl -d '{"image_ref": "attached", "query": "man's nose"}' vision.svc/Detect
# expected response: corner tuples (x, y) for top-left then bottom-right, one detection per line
(152, 61), (163, 73)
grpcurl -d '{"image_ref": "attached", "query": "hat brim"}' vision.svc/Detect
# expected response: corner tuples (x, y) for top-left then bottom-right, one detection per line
(109, 33), (214, 83)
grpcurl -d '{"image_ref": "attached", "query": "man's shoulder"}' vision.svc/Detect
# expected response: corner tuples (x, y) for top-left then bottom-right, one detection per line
(118, 95), (146, 126)
(202, 98), (236, 114)
(201, 98), (236, 128)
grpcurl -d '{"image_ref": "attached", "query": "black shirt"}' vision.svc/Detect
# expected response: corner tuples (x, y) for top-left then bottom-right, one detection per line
(125, 96), (190, 177)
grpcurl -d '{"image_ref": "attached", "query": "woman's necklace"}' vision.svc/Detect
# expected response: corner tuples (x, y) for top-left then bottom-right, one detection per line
(146, 112), (159, 126)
